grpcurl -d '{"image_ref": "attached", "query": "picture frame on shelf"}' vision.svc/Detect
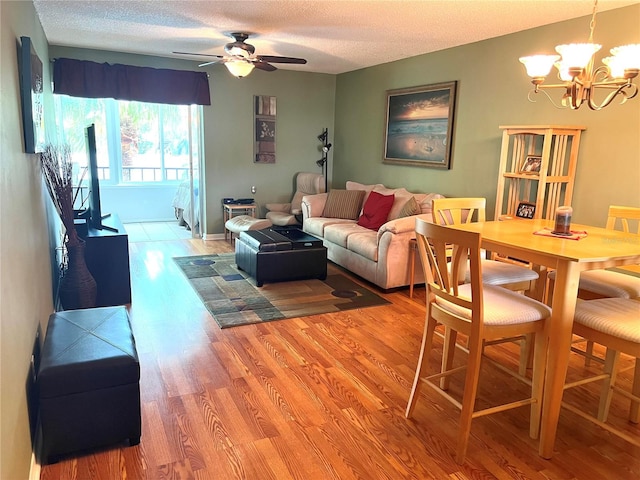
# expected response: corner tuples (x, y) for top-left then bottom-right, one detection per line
(18, 36), (45, 154)
(519, 155), (542, 174)
(515, 202), (536, 219)
(383, 81), (457, 169)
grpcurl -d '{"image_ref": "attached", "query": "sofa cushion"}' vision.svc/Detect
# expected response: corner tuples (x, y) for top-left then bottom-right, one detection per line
(322, 189), (365, 220)
(357, 191), (395, 230)
(346, 181), (384, 209)
(304, 217), (355, 238)
(347, 231), (379, 262)
(414, 193), (445, 215)
(324, 223), (368, 248)
(397, 196), (421, 218)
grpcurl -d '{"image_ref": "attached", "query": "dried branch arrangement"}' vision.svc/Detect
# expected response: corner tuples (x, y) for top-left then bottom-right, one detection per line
(40, 144), (80, 247)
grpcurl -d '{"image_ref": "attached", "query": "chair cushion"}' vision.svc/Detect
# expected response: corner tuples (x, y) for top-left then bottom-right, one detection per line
(266, 211), (298, 226)
(475, 259), (539, 285)
(574, 298), (640, 343)
(576, 269), (640, 299)
(225, 216), (272, 233)
(434, 284), (551, 326)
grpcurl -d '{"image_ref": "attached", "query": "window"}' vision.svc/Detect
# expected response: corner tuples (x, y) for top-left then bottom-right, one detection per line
(54, 95), (200, 185)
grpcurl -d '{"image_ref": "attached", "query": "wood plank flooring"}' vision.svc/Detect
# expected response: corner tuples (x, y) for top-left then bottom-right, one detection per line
(40, 238), (640, 479)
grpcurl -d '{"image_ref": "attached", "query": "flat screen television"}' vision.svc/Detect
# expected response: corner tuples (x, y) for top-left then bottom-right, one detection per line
(85, 124), (117, 232)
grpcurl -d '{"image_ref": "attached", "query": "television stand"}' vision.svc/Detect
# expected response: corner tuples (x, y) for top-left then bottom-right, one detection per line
(79, 213), (132, 306)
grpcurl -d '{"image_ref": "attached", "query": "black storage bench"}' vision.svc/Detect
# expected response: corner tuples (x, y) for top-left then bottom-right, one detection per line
(235, 228), (327, 286)
(38, 306), (141, 464)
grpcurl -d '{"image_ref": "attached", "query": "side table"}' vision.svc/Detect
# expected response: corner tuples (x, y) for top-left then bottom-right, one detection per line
(223, 203), (257, 242)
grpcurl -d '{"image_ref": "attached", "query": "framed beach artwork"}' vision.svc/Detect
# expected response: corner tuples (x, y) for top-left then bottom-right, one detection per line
(383, 81), (457, 169)
(19, 36), (45, 153)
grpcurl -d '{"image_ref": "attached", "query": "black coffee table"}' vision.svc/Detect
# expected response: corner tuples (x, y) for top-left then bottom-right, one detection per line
(235, 228), (327, 286)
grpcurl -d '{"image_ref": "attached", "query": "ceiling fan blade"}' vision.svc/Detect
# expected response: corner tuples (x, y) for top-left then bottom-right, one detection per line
(256, 55), (307, 65)
(198, 60), (223, 67)
(253, 61), (277, 72)
(173, 51), (224, 59)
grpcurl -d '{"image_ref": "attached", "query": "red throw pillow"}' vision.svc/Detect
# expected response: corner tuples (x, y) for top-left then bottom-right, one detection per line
(357, 191), (395, 230)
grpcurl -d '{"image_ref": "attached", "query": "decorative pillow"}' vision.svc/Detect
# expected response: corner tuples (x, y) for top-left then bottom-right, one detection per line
(322, 189), (365, 220)
(417, 193), (445, 214)
(397, 196), (421, 218)
(346, 181), (385, 213)
(357, 191), (395, 230)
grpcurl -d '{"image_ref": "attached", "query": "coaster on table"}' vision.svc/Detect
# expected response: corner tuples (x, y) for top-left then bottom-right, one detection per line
(533, 227), (587, 240)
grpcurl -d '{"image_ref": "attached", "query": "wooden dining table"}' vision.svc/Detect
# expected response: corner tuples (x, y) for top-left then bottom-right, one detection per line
(446, 218), (640, 458)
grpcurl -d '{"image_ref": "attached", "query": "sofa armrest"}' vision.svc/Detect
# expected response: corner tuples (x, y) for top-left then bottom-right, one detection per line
(265, 202), (291, 213)
(301, 193), (328, 220)
(377, 213), (433, 240)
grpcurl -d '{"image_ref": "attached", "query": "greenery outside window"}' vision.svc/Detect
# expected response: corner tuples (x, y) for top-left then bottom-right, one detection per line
(54, 95), (199, 186)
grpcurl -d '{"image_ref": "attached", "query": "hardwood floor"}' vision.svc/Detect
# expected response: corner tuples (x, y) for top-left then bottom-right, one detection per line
(40, 238), (639, 479)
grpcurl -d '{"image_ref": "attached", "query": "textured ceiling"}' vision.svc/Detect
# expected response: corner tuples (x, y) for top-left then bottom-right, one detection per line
(33, 0), (640, 74)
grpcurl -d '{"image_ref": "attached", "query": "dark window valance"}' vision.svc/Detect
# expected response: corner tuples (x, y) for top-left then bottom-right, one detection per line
(53, 58), (211, 105)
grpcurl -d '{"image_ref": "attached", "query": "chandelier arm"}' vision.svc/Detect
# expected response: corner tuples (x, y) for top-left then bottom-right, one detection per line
(527, 88), (567, 109)
(587, 83), (637, 110)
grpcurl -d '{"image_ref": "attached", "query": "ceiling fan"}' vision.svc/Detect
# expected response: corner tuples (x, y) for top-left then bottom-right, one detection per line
(173, 32), (307, 78)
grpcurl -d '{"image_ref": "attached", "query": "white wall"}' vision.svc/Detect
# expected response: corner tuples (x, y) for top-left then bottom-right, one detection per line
(101, 184), (181, 223)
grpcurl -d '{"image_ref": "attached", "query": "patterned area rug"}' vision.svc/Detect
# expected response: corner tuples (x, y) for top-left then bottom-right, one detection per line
(173, 253), (390, 328)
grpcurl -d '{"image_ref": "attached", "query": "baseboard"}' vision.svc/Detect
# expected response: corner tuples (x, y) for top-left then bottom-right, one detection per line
(28, 451), (41, 480)
(202, 233), (225, 241)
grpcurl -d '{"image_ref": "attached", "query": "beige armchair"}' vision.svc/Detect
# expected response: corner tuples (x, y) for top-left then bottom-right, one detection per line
(265, 172), (325, 226)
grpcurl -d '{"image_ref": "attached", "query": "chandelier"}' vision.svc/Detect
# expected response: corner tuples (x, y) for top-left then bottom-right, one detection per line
(519, 0), (639, 110)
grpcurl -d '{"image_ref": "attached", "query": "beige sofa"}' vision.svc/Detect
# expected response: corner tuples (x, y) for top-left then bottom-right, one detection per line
(301, 181), (444, 290)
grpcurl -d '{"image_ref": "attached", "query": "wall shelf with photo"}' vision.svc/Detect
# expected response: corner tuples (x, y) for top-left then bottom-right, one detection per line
(494, 125), (585, 220)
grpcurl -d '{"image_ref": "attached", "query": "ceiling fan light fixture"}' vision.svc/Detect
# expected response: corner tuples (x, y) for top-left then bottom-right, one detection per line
(225, 59), (255, 78)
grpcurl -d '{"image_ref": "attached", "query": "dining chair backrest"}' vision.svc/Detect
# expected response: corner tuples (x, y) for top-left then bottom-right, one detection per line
(432, 198), (487, 226)
(415, 218), (483, 330)
(605, 205), (640, 234)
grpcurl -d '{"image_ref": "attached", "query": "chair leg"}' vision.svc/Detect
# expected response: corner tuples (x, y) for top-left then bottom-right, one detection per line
(406, 317), (438, 418)
(455, 333), (483, 464)
(597, 348), (621, 422)
(440, 327), (458, 390)
(584, 340), (595, 367)
(529, 329), (547, 439)
(519, 333), (534, 376)
(630, 358), (640, 424)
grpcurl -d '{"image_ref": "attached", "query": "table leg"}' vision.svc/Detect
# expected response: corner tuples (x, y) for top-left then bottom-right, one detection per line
(538, 260), (581, 458)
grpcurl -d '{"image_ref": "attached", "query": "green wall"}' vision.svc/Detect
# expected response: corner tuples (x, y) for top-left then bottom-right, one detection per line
(1, 2), (56, 479)
(334, 5), (640, 226)
(48, 46), (336, 236)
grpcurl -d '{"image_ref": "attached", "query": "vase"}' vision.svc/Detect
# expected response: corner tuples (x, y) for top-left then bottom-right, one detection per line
(59, 240), (98, 310)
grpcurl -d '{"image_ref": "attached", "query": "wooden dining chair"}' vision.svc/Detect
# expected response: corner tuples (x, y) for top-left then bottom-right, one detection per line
(432, 197), (539, 377)
(406, 219), (550, 463)
(432, 198), (539, 290)
(548, 205), (640, 301)
(562, 297), (640, 445)
(548, 205), (640, 423)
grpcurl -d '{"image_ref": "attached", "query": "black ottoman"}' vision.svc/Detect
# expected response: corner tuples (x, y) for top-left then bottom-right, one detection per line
(236, 228), (327, 286)
(38, 306), (141, 464)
